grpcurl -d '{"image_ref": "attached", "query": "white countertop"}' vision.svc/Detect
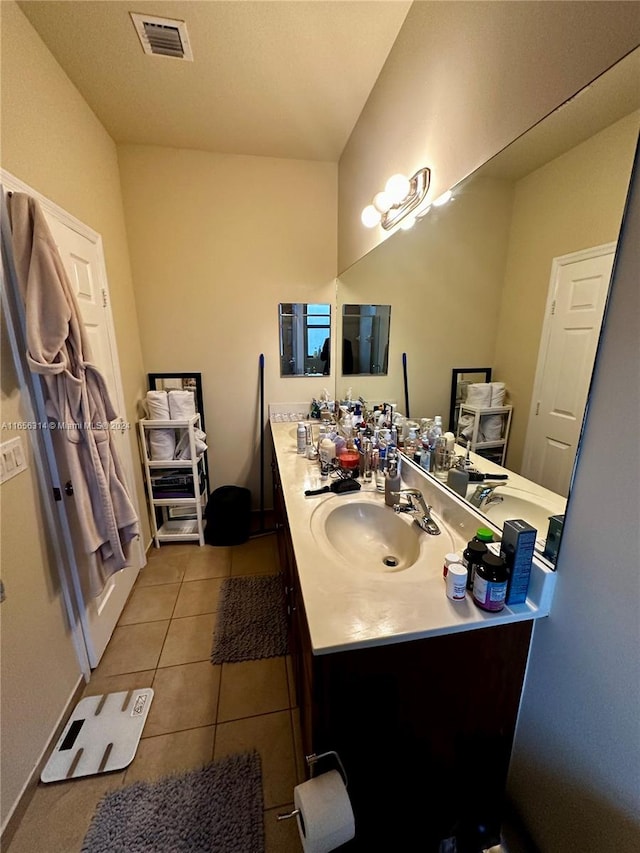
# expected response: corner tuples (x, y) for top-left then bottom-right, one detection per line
(271, 420), (556, 656)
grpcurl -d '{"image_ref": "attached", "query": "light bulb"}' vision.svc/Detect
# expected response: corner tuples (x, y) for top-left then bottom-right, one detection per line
(361, 205), (381, 228)
(385, 173), (411, 205)
(399, 215), (416, 231)
(433, 190), (453, 207)
(373, 191), (392, 214)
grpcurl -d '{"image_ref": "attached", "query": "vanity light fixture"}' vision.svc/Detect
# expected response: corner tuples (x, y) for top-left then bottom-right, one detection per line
(361, 167), (431, 231)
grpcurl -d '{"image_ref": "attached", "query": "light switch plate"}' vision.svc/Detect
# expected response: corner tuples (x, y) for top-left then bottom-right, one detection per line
(0, 436), (28, 484)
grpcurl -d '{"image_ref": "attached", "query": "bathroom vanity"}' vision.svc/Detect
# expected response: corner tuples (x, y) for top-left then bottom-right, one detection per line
(270, 419), (556, 851)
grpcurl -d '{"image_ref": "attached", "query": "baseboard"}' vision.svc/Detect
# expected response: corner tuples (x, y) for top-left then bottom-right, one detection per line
(0, 676), (85, 847)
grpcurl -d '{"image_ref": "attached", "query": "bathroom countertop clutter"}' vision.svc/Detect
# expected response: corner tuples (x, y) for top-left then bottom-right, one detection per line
(270, 419), (556, 656)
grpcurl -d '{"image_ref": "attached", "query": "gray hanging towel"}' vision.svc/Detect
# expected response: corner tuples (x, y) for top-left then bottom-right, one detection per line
(7, 192), (139, 596)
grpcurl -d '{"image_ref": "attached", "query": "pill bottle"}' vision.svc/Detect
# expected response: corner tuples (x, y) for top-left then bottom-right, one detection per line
(462, 539), (488, 591)
(446, 563), (468, 601)
(443, 552), (462, 580)
(472, 552), (508, 612)
(474, 527), (494, 544)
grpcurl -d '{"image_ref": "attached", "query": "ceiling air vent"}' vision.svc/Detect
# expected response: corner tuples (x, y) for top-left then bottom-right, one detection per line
(130, 13), (194, 61)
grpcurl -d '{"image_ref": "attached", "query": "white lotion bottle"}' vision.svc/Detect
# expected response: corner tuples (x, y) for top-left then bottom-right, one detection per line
(319, 436), (336, 476)
(297, 422), (306, 454)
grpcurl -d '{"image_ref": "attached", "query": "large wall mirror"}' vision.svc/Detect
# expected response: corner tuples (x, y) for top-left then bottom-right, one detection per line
(336, 48), (639, 552)
(279, 303), (331, 376)
(341, 304), (391, 375)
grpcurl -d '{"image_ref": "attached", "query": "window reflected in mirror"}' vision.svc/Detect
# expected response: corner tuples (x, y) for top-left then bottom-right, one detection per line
(341, 304), (391, 375)
(279, 303), (331, 376)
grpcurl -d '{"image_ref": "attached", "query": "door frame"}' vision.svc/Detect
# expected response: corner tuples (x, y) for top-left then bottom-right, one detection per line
(1, 168), (145, 672)
(522, 242), (616, 482)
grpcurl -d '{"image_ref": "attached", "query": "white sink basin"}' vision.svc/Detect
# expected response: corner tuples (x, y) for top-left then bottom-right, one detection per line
(473, 486), (565, 536)
(310, 493), (456, 577)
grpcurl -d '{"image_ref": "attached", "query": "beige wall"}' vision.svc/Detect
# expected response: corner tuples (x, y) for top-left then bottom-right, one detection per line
(495, 111), (640, 471)
(0, 2), (148, 829)
(117, 145), (337, 503)
(339, 0), (640, 272)
(509, 140), (640, 853)
(337, 177), (514, 422)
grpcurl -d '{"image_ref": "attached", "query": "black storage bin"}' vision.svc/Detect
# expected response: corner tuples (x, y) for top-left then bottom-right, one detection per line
(205, 485), (251, 545)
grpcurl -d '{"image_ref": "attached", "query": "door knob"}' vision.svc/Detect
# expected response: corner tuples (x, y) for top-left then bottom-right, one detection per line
(64, 480), (74, 496)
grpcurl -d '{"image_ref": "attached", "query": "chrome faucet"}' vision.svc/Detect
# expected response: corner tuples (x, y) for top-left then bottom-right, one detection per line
(469, 483), (505, 510)
(392, 489), (441, 535)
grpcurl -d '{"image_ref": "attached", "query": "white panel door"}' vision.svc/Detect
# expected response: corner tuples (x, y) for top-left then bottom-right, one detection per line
(45, 214), (143, 667)
(522, 245), (615, 496)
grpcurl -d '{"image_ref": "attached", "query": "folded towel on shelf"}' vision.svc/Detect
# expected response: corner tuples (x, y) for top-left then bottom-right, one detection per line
(175, 427), (208, 460)
(168, 389), (196, 420)
(480, 413), (504, 441)
(490, 382), (506, 406)
(146, 390), (170, 419)
(148, 428), (176, 461)
(144, 390), (175, 459)
(458, 414), (475, 441)
(465, 383), (492, 407)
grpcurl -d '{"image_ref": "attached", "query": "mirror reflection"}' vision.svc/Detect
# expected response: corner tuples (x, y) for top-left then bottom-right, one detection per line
(341, 304), (391, 375)
(336, 50), (639, 551)
(279, 303), (331, 376)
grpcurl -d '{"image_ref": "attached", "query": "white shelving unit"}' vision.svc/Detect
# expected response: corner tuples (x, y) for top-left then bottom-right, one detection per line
(138, 414), (207, 547)
(455, 404), (513, 466)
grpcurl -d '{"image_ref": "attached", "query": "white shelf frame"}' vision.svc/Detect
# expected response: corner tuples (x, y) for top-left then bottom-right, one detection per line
(138, 414), (207, 547)
(456, 404), (513, 466)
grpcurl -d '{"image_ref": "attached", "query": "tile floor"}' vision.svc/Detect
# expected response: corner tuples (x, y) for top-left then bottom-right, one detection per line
(6, 533), (304, 853)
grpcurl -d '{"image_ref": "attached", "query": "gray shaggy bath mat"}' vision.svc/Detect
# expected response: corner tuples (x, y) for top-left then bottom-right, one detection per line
(211, 573), (288, 664)
(82, 750), (263, 853)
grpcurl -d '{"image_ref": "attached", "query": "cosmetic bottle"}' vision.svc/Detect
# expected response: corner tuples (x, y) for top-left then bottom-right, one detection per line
(319, 436), (336, 475)
(404, 427), (419, 460)
(359, 438), (372, 481)
(375, 447), (386, 491)
(420, 428), (432, 472)
(427, 416), (443, 456)
(296, 422), (306, 455)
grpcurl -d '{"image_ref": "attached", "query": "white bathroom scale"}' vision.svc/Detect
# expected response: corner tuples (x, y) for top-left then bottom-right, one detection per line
(41, 688), (154, 783)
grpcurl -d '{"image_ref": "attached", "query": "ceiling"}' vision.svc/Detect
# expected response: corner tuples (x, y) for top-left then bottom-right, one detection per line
(18, 0), (412, 161)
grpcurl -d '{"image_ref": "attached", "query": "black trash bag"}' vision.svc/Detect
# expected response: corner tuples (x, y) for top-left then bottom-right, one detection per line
(204, 485), (252, 546)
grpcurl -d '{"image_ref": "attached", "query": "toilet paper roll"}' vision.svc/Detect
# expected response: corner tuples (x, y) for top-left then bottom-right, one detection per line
(294, 770), (355, 853)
